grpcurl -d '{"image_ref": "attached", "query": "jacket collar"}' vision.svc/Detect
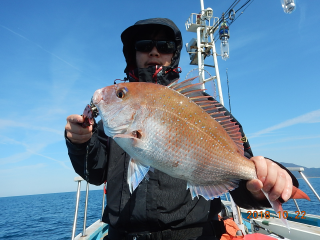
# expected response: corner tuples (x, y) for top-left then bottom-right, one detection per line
(127, 65), (181, 86)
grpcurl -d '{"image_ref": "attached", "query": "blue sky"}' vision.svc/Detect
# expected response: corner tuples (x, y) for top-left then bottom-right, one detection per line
(0, 0), (319, 197)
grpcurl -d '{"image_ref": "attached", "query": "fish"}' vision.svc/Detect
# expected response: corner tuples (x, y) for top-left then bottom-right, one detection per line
(92, 78), (310, 229)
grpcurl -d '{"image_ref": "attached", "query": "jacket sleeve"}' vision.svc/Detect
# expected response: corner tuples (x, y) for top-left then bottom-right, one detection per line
(66, 120), (109, 186)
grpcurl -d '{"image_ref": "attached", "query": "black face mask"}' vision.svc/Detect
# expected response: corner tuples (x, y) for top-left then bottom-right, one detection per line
(127, 65), (181, 86)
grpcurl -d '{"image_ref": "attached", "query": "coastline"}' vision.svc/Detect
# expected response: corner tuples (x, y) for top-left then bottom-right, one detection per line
(297, 177), (320, 179)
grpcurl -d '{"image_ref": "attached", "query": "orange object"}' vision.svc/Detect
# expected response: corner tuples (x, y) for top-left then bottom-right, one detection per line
(243, 233), (277, 240)
(219, 217), (278, 240)
(220, 217), (244, 240)
(103, 181), (107, 194)
(291, 186), (310, 200)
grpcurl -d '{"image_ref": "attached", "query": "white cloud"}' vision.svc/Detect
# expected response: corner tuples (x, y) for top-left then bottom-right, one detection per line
(0, 24), (81, 71)
(249, 109), (320, 139)
(0, 133), (68, 169)
(251, 134), (320, 148)
(27, 150), (72, 170)
(0, 148), (71, 169)
(0, 135), (28, 147)
(0, 163), (45, 174)
(0, 119), (63, 136)
(0, 151), (33, 165)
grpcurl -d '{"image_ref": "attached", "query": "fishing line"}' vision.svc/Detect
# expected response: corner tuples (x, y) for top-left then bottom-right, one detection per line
(212, 0), (256, 43)
(225, 0), (241, 17)
(230, 0), (256, 25)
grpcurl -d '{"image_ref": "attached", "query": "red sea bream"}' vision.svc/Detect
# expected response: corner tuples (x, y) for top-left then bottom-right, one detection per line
(92, 78), (309, 228)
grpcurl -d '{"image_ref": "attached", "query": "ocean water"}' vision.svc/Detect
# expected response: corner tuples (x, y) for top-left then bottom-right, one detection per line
(283, 178), (320, 215)
(0, 189), (103, 240)
(0, 178), (319, 240)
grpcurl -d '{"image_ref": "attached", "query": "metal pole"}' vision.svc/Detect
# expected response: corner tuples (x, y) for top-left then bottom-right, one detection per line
(200, 0), (204, 11)
(229, 195), (246, 235)
(197, 26), (205, 89)
(101, 182), (106, 221)
(72, 177), (83, 240)
(210, 32), (224, 105)
(224, 193), (229, 201)
(299, 171), (320, 201)
(293, 199), (301, 212)
(82, 181), (90, 237)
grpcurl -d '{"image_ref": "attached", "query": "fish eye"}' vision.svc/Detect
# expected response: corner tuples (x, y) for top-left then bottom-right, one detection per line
(116, 87), (127, 98)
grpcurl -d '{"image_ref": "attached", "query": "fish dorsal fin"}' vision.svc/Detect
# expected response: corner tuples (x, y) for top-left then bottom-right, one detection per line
(169, 77), (244, 156)
(167, 76), (197, 89)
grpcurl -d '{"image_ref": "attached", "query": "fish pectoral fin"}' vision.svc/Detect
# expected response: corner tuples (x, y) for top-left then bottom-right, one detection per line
(130, 130), (145, 148)
(127, 158), (151, 194)
(114, 130), (143, 141)
(114, 131), (145, 149)
(113, 133), (135, 139)
(187, 181), (239, 200)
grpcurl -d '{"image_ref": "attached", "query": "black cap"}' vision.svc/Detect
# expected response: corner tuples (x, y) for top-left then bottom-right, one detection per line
(121, 18), (182, 73)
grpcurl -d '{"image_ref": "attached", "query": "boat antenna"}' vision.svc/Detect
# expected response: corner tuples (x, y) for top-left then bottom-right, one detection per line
(226, 68), (232, 113)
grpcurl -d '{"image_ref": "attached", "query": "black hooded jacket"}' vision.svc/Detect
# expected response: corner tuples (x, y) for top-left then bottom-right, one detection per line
(66, 18), (298, 238)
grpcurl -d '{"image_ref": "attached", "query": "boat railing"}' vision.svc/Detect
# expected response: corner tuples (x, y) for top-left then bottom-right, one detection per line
(71, 176), (106, 240)
(286, 167), (320, 211)
(222, 167), (320, 214)
(185, 12), (219, 33)
(69, 168), (318, 239)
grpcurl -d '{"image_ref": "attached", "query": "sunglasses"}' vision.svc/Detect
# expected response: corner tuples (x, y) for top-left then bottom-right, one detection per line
(135, 40), (176, 54)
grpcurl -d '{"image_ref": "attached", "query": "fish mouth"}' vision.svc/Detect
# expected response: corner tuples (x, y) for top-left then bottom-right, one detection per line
(92, 89), (103, 105)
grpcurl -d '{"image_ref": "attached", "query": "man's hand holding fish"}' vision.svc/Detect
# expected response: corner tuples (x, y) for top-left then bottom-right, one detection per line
(246, 156), (293, 202)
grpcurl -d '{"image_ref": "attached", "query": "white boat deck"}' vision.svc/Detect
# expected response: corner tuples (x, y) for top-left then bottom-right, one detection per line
(250, 217), (320, 240)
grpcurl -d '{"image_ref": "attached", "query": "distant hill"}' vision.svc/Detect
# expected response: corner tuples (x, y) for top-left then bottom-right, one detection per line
(280, 162), (320, 178)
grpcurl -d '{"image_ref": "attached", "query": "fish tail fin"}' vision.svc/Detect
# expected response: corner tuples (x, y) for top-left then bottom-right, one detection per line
(291, 186), (310, 200)
(261, 189), (290, 232)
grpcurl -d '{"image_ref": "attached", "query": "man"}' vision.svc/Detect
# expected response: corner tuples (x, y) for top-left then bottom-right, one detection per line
(65, 18), (297, 240)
